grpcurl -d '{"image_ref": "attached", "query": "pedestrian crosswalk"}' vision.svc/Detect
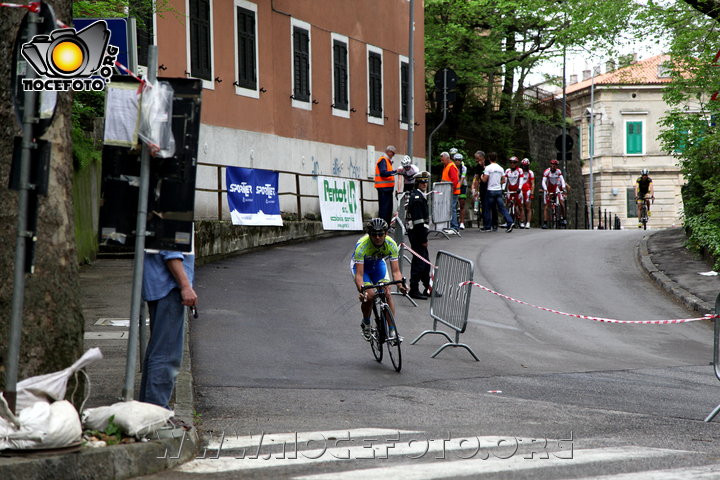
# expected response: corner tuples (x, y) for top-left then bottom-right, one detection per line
(176, 428), (704, 478)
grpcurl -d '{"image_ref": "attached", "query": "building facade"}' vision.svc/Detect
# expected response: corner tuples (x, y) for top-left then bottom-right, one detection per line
(152, 0), (425, 220)
(565, 55), (694, 229)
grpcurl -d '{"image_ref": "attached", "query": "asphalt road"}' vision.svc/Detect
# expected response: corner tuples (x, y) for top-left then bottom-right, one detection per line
(140, 228), (720, 479)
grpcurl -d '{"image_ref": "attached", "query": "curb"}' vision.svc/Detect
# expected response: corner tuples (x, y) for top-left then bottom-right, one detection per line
(638, 233), (714, 316)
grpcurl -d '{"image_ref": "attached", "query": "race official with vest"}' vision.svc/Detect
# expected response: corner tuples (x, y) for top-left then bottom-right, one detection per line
(441, 151), (461, 231)
(406, 171), (432, 299)
(375, 145), (396, 224)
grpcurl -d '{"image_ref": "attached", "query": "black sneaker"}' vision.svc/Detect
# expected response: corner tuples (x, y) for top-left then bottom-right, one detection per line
(541, 222), (548, 229)
(361, 321), (371, 341)
(506, 223), (515, 233)
(409, 290), (428, 300)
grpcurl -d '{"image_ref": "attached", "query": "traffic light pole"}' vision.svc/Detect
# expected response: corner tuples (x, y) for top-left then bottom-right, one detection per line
(427, 69), (448, 179)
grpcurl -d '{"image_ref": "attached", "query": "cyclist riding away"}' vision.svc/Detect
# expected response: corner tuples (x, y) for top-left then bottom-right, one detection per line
(541, 159), (567, 229)
(351, 218), (408, 340)
(635, 168), (654, 227)
(397, 155), (419, 193)
(520, 158), (535, 228)
(503, 156), (525, 227)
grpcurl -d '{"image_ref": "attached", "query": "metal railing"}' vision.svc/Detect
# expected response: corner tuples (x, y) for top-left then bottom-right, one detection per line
(704, 293), (720, 422)
(411, 250), (478, 361)
(195, 162), (377, 221)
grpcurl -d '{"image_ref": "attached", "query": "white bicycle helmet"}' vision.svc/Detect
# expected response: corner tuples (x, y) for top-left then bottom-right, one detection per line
(641, 168), (650, 175)
(449, 147), (458, 155)
(401, 155), (412, 167)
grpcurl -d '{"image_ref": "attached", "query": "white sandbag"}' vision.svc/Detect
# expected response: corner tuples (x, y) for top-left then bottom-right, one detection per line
(16, 348), (103, 411)
(82, 400), (173, 437)
(0, 400), (82, 450)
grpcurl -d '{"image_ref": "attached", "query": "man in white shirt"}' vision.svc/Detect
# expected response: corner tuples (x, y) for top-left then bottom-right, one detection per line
(481, 152), (515, 233)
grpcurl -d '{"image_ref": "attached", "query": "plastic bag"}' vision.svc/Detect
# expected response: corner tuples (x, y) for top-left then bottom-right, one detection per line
(82, 400), (173, 438)
(0, 400), (82, 450)
(138, 81), (175, 158)
(15, 348), (103, 412)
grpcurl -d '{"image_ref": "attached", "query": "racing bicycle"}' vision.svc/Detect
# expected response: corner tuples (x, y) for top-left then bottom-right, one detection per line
(546, 191), (566, 229)
(504, 191), (521, 227)
(361, 278), (406, 372)
(638, 196), (654, 230)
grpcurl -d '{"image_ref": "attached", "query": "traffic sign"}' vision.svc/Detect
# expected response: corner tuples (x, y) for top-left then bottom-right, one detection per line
(434, 68), (457, 92)
(555, 133), (574, 151)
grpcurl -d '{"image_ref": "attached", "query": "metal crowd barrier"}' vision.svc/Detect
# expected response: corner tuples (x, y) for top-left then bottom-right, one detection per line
(390, 192), (417, 307)
(429, 181), (453, 239)
(411, 250), (478, 361)
(704, 292), (720, 422)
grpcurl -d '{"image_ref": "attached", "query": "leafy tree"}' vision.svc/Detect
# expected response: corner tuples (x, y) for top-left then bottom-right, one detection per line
(425, 0), (638, 157)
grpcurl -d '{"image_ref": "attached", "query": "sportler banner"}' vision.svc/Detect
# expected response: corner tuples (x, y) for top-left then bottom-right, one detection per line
(226, 167), (283, 226)
(317, 176), (363, 230)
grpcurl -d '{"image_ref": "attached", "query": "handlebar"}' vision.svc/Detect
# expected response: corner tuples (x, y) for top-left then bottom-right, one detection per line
(361, 278), (406, 292)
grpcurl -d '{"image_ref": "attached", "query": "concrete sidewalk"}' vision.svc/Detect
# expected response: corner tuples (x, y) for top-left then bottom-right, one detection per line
(1, 227), (719, 479)
(0, 257), (199, 480)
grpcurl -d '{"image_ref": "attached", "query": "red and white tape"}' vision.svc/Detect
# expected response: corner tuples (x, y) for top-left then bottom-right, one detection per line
(459, 280), (718, 325)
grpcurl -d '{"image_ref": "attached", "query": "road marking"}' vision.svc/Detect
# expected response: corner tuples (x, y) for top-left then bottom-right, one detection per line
(294, 447), (688, 480)
(180, 435), (559, 474)
(570, 462), (720, 479)
(204, 428), (421, 451)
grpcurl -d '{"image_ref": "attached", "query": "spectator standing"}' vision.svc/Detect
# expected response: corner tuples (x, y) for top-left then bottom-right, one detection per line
(140, 251), (198, 410)
(397, 155), (420, 193)
(406, 171), (432, 299)
(481, 152), (515, 233)
(375, 145), (396, 224)
(440, 151), (461, 232)
(472, 151), (496, 230)
(454, 153), (468, 230)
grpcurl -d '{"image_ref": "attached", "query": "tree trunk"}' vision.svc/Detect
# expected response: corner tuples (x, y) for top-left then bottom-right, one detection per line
(0, 0), (84, 388)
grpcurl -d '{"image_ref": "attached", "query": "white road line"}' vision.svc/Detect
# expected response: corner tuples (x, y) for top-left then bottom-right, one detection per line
(84, 331), (127, 339)
(293, 447), (689, 480)
(569, 462), (720, 479)
(203, 428), (421, 451)
(179, 435), (537, 474)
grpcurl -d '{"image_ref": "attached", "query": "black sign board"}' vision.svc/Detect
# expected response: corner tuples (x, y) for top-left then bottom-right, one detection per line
(98, 76), (202, 252)
(434, 68), (458, 92)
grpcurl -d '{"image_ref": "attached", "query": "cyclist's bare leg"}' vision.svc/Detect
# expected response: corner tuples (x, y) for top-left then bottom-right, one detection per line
(516, 195), (525, 224)
(361, 289), (376, 318)
(384, 285), (396, 318)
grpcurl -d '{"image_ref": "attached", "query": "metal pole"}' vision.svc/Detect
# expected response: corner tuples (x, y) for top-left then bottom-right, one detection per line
(406, 0), (414, 159)
(561, 46), (567, 173)
(589, 67), (595, 230)
(4, 11), (39, 414)
(428, 69), (448, 179)
(123, 46), (158, 401)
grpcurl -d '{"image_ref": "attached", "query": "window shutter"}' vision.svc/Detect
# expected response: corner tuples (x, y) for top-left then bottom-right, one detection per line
(369, 52), (382, 117)
(400, 61), (409, 123)
(236, 7), (256, 89)
(293, 27), (310, 102)
(626, 121), (642, 154)
(333, 40), (348, 110)
(189, 0), (211, 81)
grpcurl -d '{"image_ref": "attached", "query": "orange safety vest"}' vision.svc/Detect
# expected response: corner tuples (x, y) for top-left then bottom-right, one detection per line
(442, 162), (461, 195)
(374, 156), (395, 189)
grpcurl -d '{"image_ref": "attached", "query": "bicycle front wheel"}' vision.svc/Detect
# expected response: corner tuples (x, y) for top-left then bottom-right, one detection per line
(382, 306), (402, 372)
(370, 308), (383, 363)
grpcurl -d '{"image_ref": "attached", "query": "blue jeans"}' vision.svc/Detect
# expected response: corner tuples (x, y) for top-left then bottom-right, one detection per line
(484, 190), (514, 228)
(450, 194), (459, 229)
(377, 188), (394, 225)
(139, 288), (186, 409)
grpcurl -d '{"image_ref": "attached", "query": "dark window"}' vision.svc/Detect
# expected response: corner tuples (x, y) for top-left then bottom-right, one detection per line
(293, 26), (310, 102)
(129, 0), (153, 67)
(368, 51), (382, 117)
(236, 7), (256, 90)
(400, 61), (409, 124)
(333, 40), (348, 110)
(189, 0), (212, 81)
(627, 188), (638, 217)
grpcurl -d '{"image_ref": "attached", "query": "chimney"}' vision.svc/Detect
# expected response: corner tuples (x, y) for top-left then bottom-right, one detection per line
(569, 74), (578, 84)
(582, 69), (591, 81)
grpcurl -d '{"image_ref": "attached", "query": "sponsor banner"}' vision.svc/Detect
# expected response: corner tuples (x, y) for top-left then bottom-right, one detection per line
(227, 167), (283, 226)
(317, 176), (362, 231)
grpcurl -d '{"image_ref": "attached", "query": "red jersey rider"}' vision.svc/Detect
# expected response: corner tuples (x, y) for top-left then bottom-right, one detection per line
(520, 158), (535, 228)
(541, 159), (566, 228)
(503, 156), (525, 227)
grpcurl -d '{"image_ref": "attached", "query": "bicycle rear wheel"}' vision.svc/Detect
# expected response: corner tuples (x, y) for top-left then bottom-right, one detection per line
(370, 307), (383, 363)
(382, 306), (402, 372)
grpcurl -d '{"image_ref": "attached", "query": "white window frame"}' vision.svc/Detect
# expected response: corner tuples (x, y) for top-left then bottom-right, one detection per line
(623, 115), (646, 156)
(399, 54), (409, 131)
(291, 18), (312, 111)
(366, 44), (384, 126)
(185, 0), (215, 90)
(233, 0), (259, 98)
(331, 33), (350, 119)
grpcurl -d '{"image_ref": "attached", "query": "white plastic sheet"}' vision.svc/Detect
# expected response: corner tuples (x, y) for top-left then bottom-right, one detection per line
(138, 81), (175, 158)
(0, 400), (82, 450)
(82, 400), (173, 437)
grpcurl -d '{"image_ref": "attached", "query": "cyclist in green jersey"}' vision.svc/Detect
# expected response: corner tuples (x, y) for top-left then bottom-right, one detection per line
(351, 218), (407, 340)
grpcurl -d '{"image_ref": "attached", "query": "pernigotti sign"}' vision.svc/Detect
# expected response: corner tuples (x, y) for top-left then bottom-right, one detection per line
(317, 176), (363, 231)
(21, 20), (118, 92)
